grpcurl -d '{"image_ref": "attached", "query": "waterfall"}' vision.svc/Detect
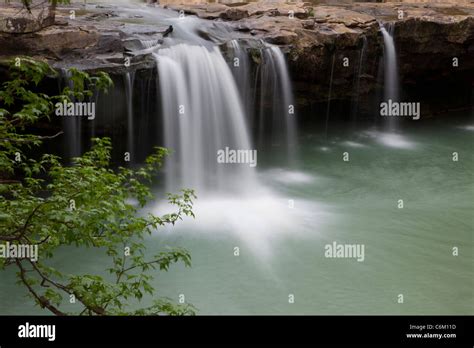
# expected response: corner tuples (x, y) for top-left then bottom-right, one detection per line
(152, 42), (312, 261)
(124, 72), (135, 161)
(380, 23), (400, 130)
(227, 40), (297, 157)
(351, 36), (368, 123)
(227, 39), (254, 122)
(269, 46), (297, 157)
(325, 53), (335, 140)
(154, 43), (257, 194)
(380, 23), (399, 103)
(257, 44), (297, 158)
(59, 68), (81, 158)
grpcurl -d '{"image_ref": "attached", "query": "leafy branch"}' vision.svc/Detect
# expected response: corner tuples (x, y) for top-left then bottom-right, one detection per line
(0, 58), (197, 316)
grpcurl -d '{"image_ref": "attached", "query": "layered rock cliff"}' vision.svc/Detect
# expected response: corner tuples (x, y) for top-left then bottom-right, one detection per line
(1, 1), (473, 117)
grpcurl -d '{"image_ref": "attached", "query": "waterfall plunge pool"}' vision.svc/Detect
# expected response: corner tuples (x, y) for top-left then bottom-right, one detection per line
(1, 116), (473, 315)
(0, 2), (472, 315)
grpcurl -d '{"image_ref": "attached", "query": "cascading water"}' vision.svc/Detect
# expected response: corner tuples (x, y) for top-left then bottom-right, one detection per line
(325, 53), (336, 139)
(380, 23), (400, 130)
(257, 44), (297, 158)
(59, 68), (81, 158)
(17, 3), (468, 315)
(227, 39), (254, 121)
(269, 46), (297, 156)
(153, 40), (317, 261)
(59, 5), (314, 260)
(380, 23), (399, 103)
(124, 72), (135, 160)
(154, 43), (257, 194)
(226, 40), (297, 159)
(351, 36), (368, 123)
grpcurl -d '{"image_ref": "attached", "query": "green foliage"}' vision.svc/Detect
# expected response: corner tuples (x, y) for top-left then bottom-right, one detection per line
(0, 58), (196, 315)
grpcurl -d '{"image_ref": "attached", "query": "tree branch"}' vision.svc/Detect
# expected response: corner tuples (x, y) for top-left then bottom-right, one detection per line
(0, 131), (64, 143)
(16, 260), (66, 316)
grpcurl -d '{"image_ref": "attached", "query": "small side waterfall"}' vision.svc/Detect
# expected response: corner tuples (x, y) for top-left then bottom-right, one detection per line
(325, 53), (336, 139)
(380, 23), (400, 130)
(269, 46), (297, 157)
(155, 44), (257, 194)
(380, 23), (399, 103)
(228, 39), (254, 121)
(124, 72), (135, 160)
(257, 44), (297, 157)
(59, 68), (81, 158)
(226, 40), (297, 160)
(351, 36), (368, 123)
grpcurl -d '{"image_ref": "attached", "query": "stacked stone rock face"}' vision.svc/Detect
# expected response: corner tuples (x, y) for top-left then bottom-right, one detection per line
(163, 1), (473, 116)
(0, 0), (473, 117)
(0, 1), (55, 34)
(326, 0), (471, 3)
(384, 0), (470, 3)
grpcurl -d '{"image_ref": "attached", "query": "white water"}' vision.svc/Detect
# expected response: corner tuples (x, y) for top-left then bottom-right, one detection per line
(152, 28), (314, 262)
(13, 2), (470, 315)
(351, 36), (368, 122)
(380, 24), (399, 102)
(60, 3), (316, 262)
(59, 68), (81, 158)
(155, 44), (257, 194)
(269, 46), (298, 156)
(258, 44), (298, 157)
(362, 130), (416, 149)
(227, 40), (297, 158)
(227, 39), (254, 120)
(124, 72), (135, 159)
(325, 53), (336, 139)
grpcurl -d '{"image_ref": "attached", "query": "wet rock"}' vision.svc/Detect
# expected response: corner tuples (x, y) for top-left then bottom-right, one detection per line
(167, 4), (229, 20)
(0, 25), (99, 59)
(218, 0), (249, 7)
(86, 11), (118, 20)
(302, 19), (315, 30)
(0, 3), (53, 34)
(312, 6), (377, 28)
(220, 8), (249, 21)
(0, 0), (472, 113)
